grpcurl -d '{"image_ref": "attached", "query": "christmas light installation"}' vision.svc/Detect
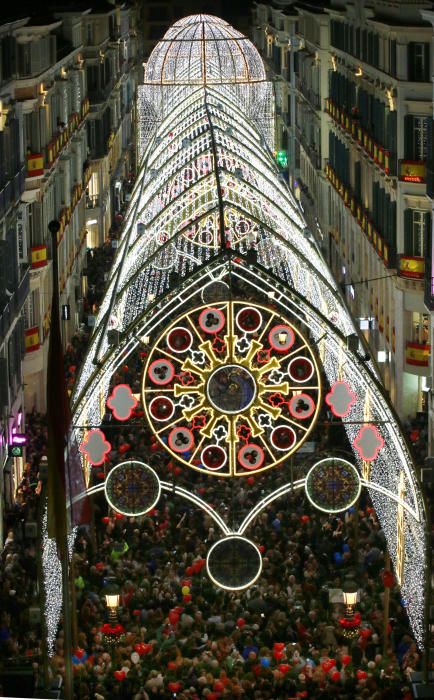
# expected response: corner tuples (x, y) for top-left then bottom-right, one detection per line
(142, 301), (321, 476)
(137, 15), (274, 155)
(54, 15), (428, 647)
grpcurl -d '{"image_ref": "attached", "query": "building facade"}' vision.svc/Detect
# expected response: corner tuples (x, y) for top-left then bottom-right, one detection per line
(252, 0), (433, 421)
(81, 1), (138, 250)
(0, 19), (30, 522)
(16, 14), (90, 412)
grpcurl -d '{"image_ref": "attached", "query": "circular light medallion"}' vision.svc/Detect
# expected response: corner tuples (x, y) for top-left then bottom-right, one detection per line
(198, 307), (225, 334)
(269, 324), (295, 353)
(167, 326), (193, 353)
(238, 443), (265, 470)
(206, 536), (262, 591)
(148, 359), (175, 385)
(142, 302), (321, 476)
(305, 457), (361, 513)
(207, 365), (256, 414)
(201, 445), (227, 471)
(236, 307), (263, 334)
(289, 393), (316, 419)
(104, 460), (161, 516)
(288, 356), (315, 383)
(149, 396), (175, 422)
(270, 425), (297, 451)
(168, 427), (194, 453)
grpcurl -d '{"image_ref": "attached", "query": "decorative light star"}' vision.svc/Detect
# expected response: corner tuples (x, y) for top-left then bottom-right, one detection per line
(192, 415), (207, 430)
(268, 369), (284, 385)
(256, 348), (271, 364)
(178, 371), (195, 386)
(191, 351), (206, 365)
(212, 336), (226, 354)
(236, 337), (250, 353)
(237, 424), (252, 442)
(179, 395), (195, 409)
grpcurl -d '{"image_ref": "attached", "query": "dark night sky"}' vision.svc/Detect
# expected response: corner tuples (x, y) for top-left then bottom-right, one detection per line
(0, 0), (256, 31)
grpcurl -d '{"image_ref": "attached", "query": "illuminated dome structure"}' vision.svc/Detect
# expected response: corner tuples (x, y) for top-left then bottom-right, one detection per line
(137, 15), (274, 156)
(43, 15), (427, 654)
(145, 14), (267, 85)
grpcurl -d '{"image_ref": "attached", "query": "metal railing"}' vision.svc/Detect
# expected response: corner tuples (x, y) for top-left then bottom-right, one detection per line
(0, 265), (30, 344)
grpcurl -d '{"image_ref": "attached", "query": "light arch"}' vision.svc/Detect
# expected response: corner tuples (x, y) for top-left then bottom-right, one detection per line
(59, 41), (428, 650)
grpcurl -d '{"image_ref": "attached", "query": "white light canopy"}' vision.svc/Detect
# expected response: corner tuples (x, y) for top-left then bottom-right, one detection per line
(43, 14), (427, 650)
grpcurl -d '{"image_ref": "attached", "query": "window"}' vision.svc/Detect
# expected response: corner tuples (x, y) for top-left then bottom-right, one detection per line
(24, 290), (40, 330)
(412, 211), (427, 256)
(408, 42), (430, 82)
(266, 35), (273, 59)
(404, 209), (431, 256)
(389, 39), (396, 77)
(411, 312), (429, 344)
(86, 24), (94, 45)
(17, 43), (31, 77)
(404, 115), (428, 161)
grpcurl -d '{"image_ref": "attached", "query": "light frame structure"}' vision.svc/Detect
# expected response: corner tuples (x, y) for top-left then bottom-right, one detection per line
(41, 14), (429, 652)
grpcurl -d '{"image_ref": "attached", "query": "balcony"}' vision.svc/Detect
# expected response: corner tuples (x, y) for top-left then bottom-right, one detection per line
(296, 77), (321, 110)
(0, 266), (30, 344)
(0, 164), (26, 218)
(398, 160), (426, 184)
(325, 98), (395, 177)
(325, 162), (395, 269)
(405, 341), (430, 368)
(297, 127), (321, 170)
(56, 167), (91, 246)
(45, 98), (90, 170)
(25, 99), (90, 178)
(425, 274), (434, 310)
(398, 255), (424, 280)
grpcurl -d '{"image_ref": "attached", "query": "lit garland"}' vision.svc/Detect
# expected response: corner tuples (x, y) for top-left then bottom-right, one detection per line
(42, 509), (77, 654)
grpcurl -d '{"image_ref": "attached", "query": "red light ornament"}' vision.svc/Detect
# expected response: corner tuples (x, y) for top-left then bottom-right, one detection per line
(353, 424), (384, 461)
(107, 384), (138, 421)
(325, 381), (357, 418)
(80, 429), (111, 466)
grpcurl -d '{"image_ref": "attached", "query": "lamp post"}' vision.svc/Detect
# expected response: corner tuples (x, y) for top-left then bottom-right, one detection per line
(104, 581), (120, 625)
(101, 581), (124, 658)
(339, 578), (360, 639)
(342, 578), (358, 616)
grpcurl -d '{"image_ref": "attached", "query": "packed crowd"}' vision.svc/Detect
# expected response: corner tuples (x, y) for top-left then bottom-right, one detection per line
(0, 213), (425, 700)
(56, 487), (417, 700)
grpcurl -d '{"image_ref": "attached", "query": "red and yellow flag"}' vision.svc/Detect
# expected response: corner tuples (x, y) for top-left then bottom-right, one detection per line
(31, 245), (47, 269)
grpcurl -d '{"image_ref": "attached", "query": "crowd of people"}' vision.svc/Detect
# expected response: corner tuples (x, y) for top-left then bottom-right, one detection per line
(0, 210), (426, 699)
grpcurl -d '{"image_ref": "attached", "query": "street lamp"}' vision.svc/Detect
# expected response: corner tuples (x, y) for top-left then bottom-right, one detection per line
(339, 578), (361, 639)
(342, 578), (358, 615)
(104, 581), (120, 624)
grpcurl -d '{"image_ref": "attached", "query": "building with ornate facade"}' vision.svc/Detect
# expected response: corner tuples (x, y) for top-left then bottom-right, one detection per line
(252, 0), (432, 421)
(0, 18), (30, 516)
(0, 4), (141, 528)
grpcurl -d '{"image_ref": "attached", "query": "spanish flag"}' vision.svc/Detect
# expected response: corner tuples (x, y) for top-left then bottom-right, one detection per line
(24, 326), (40, 352)
(399, 256), (424, 280)
(406, 343), (431, 367)
(31, 245), (47, 269)
(27, 153), (44, 177)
